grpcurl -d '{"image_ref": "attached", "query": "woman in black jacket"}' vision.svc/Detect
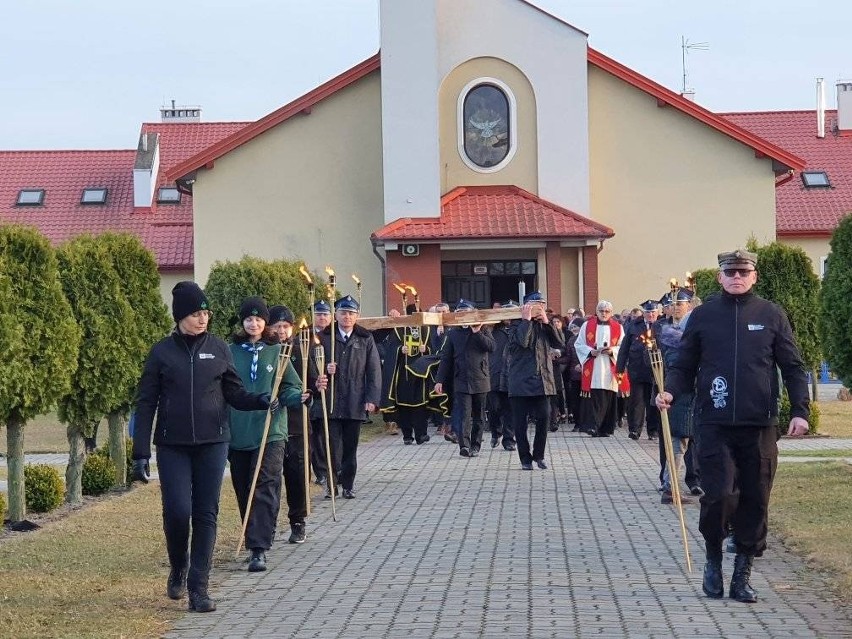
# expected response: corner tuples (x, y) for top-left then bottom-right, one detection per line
(132, 282), (273, 613)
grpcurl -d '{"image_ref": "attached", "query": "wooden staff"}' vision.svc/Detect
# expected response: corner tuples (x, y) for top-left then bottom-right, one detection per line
(235, 342), (292, 558)
(325, 266), (336, 415)
(646, 334), (693, 573)
(313, 340), (337, 521)
(299, 320), (312, 517)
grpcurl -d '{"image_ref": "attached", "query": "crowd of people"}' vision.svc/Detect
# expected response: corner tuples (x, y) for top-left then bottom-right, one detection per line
(130, 246), (810, 611)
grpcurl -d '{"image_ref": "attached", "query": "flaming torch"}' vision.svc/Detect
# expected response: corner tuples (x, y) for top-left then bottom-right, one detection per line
(299, 264), (315, 328)
(406, 284), (420, 313)
(352, 273), (362, 309)
(684, 272), (695, 293)
(325, 266), (336, 414)
(643, 330), (692, 572)
(313, 335), (336, 521)
(298, 318), (311, 517)
(392, 282), (408, 312)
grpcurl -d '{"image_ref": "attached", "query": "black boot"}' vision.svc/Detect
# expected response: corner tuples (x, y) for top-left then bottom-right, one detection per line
(702, 543), (724, 599)
(248, 548), (267, 572)
(167, 566), (187, 600)
(187, 589), (217, 612)
(729, 553), (758, 603)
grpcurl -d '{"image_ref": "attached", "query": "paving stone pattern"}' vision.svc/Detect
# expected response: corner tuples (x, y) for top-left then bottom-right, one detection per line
(163, 428), (852, 639)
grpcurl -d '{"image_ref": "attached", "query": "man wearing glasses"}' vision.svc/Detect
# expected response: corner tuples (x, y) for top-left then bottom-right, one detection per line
(656, 249), (809, 604)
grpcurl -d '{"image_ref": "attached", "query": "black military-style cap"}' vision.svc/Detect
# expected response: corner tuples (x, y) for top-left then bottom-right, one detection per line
(718, 249), (757, 268)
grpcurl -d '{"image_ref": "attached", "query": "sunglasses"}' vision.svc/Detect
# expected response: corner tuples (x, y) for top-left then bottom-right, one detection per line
(722, 268), (755, 278)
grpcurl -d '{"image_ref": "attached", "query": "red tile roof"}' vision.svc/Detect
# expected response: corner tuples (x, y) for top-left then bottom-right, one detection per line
(170, 48), (805, 182)
(372, 185), (614, 242)
(0, 122), (246, 269)
(723, 110), (852, 235)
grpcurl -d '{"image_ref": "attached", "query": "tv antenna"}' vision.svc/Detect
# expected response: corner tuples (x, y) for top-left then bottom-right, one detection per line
(681, 36), (709, 95)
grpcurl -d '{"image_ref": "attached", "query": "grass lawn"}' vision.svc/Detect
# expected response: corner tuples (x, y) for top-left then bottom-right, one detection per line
(0, 481), (281, 638)
(0, 414), (86, 455)
(771, 462), (852, 605)
(814, 400), (852, 438)
(779, 449), (852, 457)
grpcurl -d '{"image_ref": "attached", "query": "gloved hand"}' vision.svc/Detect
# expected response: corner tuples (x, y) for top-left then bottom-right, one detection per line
(132, 458), (150, 484)
(259, 393), (280, 413)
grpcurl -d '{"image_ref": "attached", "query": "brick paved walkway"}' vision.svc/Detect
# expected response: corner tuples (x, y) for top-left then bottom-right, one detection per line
(161, 427), (852, 639)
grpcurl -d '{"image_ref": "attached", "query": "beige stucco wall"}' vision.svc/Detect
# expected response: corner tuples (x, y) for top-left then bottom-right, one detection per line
(588, 66), (778, 309)
(191, 72), (385, 315)
(780, 236), (830, 276)
(560, 249), (581, 311)
(439, 57), (537, 194)
(158, 270), (193, 311)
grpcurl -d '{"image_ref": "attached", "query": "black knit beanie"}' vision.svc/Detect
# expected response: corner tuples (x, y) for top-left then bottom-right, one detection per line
(239, 296), (270, 323)
(172, 281), (209, 322)
(269, 305), (295, 325)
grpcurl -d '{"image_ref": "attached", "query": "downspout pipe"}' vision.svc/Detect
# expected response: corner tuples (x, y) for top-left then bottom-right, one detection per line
(370, 237), (387, 314)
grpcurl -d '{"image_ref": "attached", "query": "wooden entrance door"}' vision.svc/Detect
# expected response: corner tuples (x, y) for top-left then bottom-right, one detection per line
(442, 276), (490, 309)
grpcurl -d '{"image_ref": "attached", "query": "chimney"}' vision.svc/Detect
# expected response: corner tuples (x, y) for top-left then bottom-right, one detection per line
(134, 132), (160, 208)
(837, 81), (852, 134)
(160, 100), (202, 123)
(817, 78), (826, 138)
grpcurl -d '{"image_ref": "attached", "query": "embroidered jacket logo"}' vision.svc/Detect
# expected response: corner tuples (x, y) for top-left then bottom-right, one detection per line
(199, 353), (215, 360)
(710, 376), (728, 408)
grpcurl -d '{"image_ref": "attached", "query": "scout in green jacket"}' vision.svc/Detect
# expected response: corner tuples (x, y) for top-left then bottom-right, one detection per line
(227, 297), (305, 573)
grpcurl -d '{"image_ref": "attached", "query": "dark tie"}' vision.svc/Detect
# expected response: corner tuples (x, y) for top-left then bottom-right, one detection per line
(343, 334), (349, 344)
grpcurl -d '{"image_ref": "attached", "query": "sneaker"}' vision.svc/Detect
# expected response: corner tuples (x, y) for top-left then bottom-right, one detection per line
(661, 490), (673, 504)
(628, 431), (640, 441)
(689, 484), (705, 497)
(314, 474), (327, 486)
(445, 432), (458, 444)
(459, 447), (470, 457)
(288, 522), (307, 544)
(342, 488), (356, 499)
(403, 437), (414, 445)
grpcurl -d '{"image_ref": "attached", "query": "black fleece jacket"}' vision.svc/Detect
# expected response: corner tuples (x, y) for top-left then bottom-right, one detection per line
(665, 291), (809, 428)
(133, 331), (268, 459)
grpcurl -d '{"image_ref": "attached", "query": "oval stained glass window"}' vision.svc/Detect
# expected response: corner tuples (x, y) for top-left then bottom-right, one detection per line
(463, 84), (510, 168)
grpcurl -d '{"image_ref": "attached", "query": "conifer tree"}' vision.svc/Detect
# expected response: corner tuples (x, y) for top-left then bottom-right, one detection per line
(0, 225), (80, 521)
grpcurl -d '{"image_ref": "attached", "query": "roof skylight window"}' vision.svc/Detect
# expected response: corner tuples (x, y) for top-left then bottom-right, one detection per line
(801, 171), (830, 188)
(157, 187), (181, 204)
(81, 188), (107, 204)
(16, 189), (45, 205)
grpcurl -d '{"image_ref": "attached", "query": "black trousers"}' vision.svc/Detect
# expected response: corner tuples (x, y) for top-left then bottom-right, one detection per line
(228, 440), (287, 551)
(456, 392), (486, 450)
(328, 418), (361, 490)
(283, 435), (307, 525)
(626, 381), (661, 437)
(157, 442), (229, 592)
(487, 390), (514, 444)
(565, 378), (581, 421)
(310, 418), (328, 481)
(510, 395), (550, 464)
(397, 406), (428, 441)
(694, 424), (777, 557)
(587, 389), (617, 435)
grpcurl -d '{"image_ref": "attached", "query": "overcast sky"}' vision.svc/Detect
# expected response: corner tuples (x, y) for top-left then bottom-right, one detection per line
(1, 0), (848, 150)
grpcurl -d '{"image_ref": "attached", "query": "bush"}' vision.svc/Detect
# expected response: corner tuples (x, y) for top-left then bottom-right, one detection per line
(820, 215), (852, 389)
(690, 268), (720, 302)
(0, 490), (6, 521)
(778, 390), (820, 437)
(24, 464), (64, 513)
(94, 440), (133, 483)
(82, 453), (117, 495)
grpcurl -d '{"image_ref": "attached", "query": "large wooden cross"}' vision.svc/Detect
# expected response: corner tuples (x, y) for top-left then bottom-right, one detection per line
(357, 307), (523, 331)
